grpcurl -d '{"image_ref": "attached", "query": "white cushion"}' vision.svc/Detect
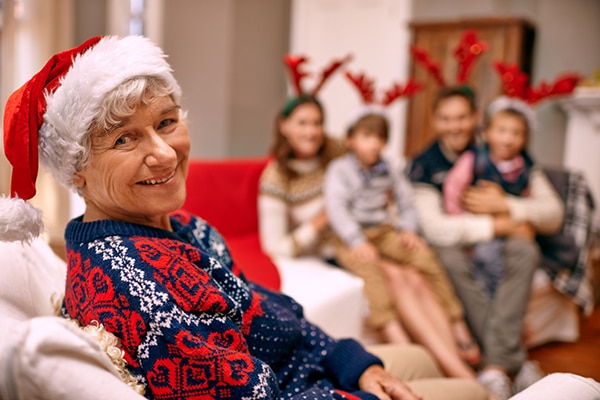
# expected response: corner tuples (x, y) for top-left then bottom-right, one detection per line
(0, 237), (66, 322)
(275, 256), (366, 340)
(509, 373), (600, 400)
(0, 316), (146, 400)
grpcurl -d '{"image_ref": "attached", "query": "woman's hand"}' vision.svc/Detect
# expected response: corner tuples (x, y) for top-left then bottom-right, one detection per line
(462, 180), (509, 215)
(351, 242), (380, 263)
(397, 231), (426, 252)
(311, 209), (329, 232)
(358, 365), (423, 400)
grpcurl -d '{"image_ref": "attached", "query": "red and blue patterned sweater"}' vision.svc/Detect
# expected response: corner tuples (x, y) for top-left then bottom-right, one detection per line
(63, 210), (382, 400)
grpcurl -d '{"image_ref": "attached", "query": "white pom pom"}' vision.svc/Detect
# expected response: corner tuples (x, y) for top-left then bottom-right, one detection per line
(0, 196), (44, 243)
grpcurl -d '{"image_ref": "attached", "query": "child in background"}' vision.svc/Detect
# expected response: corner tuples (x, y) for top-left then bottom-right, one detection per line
(443, 96), (537, 298)
(324, 111), (480, 379)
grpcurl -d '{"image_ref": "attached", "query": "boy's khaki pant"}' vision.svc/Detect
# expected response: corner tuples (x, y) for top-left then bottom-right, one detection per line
(335, 224), (464, 329)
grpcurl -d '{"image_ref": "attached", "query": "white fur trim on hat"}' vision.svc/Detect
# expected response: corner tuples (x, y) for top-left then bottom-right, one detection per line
(0, 196), (44, 243)
(486, 96), (537, 133)
(38, 35), (181, 192)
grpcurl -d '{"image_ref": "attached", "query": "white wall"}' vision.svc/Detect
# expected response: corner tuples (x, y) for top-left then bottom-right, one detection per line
(162, 0), (290, 159)
(289, 0), (413, 160)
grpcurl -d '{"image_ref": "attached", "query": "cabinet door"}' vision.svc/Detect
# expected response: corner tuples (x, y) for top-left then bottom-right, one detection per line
(404, 17), (535, 158)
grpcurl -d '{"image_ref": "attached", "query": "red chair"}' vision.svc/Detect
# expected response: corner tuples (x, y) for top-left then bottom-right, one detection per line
(181, 158), (281, 291)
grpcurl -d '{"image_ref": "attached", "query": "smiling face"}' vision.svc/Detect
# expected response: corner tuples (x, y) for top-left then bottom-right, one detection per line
(74, 95), (190, 230)
(484, 110), (528, 161)
(432, 95), (478, 154)
(279, 103), (325, 159)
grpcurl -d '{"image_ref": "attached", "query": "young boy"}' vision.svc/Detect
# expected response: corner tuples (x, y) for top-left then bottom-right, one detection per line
(443, 96), (536, 298)
(324, 112), (480, 379)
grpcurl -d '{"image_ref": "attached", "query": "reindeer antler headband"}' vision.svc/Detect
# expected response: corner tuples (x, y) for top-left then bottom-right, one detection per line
(345, 71), (423, 107)
(410, 29), (488, 88)
(283, 54), (353, 97)
(493, 61), (581, 105)
(487, 62), (582, 132)
(344, 70), (423, 128)
(280, 54), (352, 116)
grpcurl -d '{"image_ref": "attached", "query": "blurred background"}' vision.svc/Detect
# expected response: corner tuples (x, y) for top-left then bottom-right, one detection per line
(1, 0), (599, 246)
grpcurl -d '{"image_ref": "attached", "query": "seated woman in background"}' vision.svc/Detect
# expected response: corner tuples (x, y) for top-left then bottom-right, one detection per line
(3, 35), (487, 400)
(257, 96), (482, 373)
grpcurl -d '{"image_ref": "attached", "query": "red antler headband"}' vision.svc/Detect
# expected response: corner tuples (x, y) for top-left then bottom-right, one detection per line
(411, 29), (488, 86)
(283, 53), (353, 96)
(344, 70), (423, 129)
(494, 61), (581, 104)
(345, 71), (423, 106)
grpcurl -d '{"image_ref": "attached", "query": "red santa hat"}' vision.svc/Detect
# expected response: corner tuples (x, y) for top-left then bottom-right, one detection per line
(2, 35), (180, 242)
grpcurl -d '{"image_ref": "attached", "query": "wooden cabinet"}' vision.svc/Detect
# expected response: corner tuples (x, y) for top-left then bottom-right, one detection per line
(404, 17), (536, 158)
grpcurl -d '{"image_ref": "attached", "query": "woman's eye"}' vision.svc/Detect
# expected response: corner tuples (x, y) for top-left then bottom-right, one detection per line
(158, 119), (175, 130)
(114, 135), (130, 147)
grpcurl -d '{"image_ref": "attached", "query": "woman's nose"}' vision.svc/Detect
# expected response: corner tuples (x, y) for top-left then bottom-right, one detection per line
(144, 131), (177, 165)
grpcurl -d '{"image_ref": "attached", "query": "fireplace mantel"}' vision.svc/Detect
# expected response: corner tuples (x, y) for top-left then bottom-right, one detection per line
(559, 87), (600, 227)
(559, 87), (600, 132)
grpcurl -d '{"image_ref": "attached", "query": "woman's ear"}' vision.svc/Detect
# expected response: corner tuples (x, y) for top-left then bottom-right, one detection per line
(278, 117), (289, 138)
(72, 173), (86, 189)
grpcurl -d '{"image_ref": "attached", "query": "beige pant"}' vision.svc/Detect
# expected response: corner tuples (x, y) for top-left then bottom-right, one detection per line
(367, 344), (487, 400)
(335, 224), (464, 329)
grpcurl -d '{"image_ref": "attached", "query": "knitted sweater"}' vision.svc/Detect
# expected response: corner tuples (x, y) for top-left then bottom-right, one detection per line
(63, 210), (382, 400)
(324, 153), (419, 248)
(258, 137), (346, 258)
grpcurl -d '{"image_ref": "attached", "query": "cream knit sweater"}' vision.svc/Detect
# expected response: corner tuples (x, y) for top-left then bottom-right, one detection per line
(258, 139), (345, 258)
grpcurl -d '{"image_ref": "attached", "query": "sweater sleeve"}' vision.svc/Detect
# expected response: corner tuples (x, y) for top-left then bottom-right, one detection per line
(324, 158), (367, 248)
(506, 167), (564, 234)
(258, 193), (318, 257)
(443, 152), (475, 215)
(321, 338), (383, 392)
(413, 183), (495, 247)
(258, 163), (320, 257)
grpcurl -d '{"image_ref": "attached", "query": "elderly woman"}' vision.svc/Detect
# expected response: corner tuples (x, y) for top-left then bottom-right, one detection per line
(3, 36), (486, 400)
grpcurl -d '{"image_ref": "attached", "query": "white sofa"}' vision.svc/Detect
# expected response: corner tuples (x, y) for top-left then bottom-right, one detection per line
(275, 255), (582, 348)
(0, 236), (583, 399)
